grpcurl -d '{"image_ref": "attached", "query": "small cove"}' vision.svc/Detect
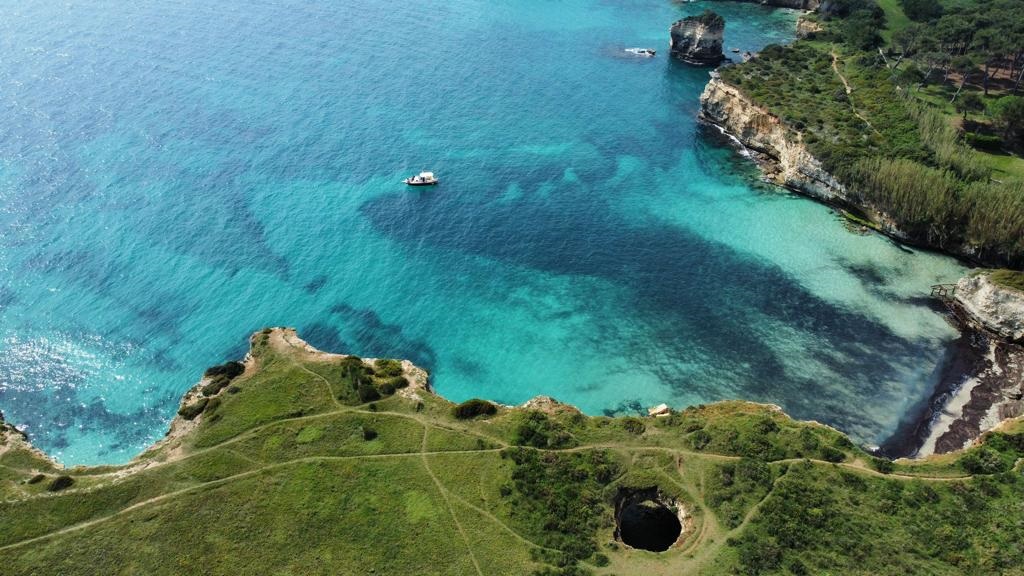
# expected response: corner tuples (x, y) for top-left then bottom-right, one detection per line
(0, 0), (966, 464)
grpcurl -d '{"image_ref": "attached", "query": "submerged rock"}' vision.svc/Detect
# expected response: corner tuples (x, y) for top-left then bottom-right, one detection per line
(669, 10), (726, 66)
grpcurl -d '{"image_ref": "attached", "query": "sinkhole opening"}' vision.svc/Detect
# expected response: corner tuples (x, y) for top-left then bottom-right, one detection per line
(614, 487), (683, 553)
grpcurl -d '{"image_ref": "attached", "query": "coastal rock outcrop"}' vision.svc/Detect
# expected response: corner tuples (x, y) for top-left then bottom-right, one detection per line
(955, 273), (1024, 343)
(795, 15), (824, 38)
(670, 11), (726, 66)
(699, 76), (847, 200)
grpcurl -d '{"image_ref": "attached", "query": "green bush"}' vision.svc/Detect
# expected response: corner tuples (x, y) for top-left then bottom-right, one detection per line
(964, 133), (1004, 151)
(357, 384), (381, 403)
(373, 358), (404, 377)
(689, 429), (712, 450)
(453, 399), (498, 420)
(26, 473), (46, 485)
(871, 457), (895, 474)
(177, 398), (209, 420)
(505, 448), (619, 561)
(201, 360), (246, 396)
(819, 446), (846, 463)
(47, 475), (74, 492)
(362, 427), (378, 441)
(959, 447), (1009, 474)
(204, 361), (245, 380)
(201, 375), (231, 397)
(514, 412), (575, 448)
(620, 417), (645, 435)
(203, 397), (222, 415)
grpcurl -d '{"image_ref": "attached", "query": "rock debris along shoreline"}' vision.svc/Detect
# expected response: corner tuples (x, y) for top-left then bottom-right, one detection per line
(917, 275), (1024, 455)
(698, 76), (1024, 458)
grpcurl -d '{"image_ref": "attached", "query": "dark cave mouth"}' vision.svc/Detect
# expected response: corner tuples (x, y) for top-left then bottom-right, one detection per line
(614, 487), (684, 552)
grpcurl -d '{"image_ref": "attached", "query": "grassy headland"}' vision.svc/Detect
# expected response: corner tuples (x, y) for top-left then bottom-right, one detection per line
(2, 329), (1024, 575)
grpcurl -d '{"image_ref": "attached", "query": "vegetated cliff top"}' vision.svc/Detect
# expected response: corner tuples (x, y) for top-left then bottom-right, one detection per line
(689, 9), (725, 29)
(710, 0), (1024, 268)
(2, 327), (1024, 575)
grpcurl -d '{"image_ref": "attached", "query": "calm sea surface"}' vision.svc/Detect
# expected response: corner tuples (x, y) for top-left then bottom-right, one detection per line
(0, 0), (966, 464)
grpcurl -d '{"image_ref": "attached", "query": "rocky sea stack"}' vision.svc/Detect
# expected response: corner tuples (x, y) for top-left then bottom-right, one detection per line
(670, 10), (726, 66)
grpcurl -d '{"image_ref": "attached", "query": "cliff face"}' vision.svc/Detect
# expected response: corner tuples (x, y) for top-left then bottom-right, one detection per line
(721, 0), (820, 8)
(670, 12), (726, 66)
(699, 77), (847, 200)
(765, 0), (820, 8)
(956, 274), (1024, 343)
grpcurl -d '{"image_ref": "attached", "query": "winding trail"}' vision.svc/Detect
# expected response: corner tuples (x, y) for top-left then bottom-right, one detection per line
(831, 48), (880, 135)
(418, 426), (484, 576)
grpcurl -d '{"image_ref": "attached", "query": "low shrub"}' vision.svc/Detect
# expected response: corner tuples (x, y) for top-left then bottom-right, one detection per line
(870, 457), (895, 474)
(514, 412), (575, 449)
(357, 384), (381, 403)
(201, 375), (231, 397)
(964, 132), (1004, 151)
(177, 398), (209, 420)
(26, 473), (46, 485)
(689, 429), (712, 450)
(621, 418), (645, 435)
(203, 397), (222, 415)
(960, 447), (1009, 474)
(819, 446), (846, 463)
(453, 399), (498, 420)
(362, 427), (378, 441)
(47, 475), (74, 492)
(204, 361), (245, 380)
(373, 358), (404, 377)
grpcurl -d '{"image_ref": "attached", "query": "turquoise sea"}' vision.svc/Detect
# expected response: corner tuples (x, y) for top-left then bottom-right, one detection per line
(0, 0), (967, 465)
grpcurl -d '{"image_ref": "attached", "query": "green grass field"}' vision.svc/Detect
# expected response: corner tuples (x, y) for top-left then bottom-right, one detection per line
(2, 328), (1024, 575)
(876, 0), (911, 44)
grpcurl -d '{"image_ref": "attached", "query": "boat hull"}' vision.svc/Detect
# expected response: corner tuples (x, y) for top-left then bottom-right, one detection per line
(404, 180), (438, 186)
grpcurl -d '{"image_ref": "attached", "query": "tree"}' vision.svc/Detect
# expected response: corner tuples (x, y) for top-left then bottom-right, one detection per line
(896, 63), (925, 90)
(991, 95), (1024, 145)
(841, 10), (883, 51)
(901, 0), (943, 22)
(949, 55), (977, 103)
(971, 29), (1010, 95)
(955, 91), (985, 119)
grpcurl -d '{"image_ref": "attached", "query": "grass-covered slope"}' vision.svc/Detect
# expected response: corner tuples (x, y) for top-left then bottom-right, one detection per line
(2, 328), (1024, 575)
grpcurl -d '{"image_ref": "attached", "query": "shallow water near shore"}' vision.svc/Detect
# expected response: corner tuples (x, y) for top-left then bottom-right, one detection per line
(0, 0), (967, 464)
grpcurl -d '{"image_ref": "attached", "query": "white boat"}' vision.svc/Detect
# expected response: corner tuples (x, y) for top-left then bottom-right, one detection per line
(624, 47), (656, 57)
(404, 171), (438, 186)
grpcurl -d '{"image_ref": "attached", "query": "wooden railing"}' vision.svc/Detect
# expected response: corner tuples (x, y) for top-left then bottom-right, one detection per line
(930, 284), (957, 301)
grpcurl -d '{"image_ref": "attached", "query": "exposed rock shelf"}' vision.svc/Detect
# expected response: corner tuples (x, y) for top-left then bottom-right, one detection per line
(955, 274), (1024, 344)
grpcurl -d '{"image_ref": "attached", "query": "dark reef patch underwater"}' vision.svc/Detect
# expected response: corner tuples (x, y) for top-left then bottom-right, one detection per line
(0, 0), (964, 464)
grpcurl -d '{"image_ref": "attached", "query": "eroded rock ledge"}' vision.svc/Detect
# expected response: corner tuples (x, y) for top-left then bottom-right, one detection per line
(700, 77), (852, 204)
